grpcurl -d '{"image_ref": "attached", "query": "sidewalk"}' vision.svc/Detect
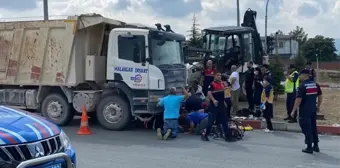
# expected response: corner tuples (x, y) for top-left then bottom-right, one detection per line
(240, 119), (340, 135)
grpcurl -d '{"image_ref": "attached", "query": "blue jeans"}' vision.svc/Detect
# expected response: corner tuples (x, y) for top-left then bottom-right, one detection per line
(163, 119), (178, 138)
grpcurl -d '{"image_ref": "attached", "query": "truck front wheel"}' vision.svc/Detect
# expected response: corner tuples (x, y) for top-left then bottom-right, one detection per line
(41, 93), (74, 126)
(96, 95), (131, 131)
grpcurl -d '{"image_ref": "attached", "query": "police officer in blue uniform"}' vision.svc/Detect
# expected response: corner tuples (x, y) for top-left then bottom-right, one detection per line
(290, 69), (323, 154)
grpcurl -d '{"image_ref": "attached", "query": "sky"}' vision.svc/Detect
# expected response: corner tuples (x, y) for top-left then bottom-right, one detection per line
(0, 0), (339, 41)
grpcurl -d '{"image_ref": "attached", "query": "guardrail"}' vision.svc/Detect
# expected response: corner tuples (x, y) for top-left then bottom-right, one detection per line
(16, 153), (73, 168)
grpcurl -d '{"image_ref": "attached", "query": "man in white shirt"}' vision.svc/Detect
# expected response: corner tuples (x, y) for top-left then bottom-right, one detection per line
(229, 65), (240, 114)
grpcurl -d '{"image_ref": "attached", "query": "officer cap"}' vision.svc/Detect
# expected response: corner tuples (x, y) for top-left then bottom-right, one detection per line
(299, 69), (310, 75)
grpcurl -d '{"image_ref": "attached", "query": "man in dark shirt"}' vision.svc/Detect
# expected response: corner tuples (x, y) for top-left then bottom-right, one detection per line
(305, 61), (316, 81)
(201, 60), (216, 96)
(245, 61), (255, 112)
(290, 69), (323, 154)
(261, 64), (272, 80)
(201, 72), (232, 142)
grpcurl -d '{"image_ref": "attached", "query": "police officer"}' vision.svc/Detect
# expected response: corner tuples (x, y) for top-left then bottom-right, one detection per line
(290, 69), (323, 154)
(245, 61), (255, 112)
(305, 61), (316, 81)
(201, 60), (216, 96)
(284, 64), (299, 123)
(201, 72), (233, 142)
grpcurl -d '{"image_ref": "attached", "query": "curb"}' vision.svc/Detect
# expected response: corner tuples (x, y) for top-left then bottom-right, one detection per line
(240, 120), (340, 135)
(319, 84), (340, 89)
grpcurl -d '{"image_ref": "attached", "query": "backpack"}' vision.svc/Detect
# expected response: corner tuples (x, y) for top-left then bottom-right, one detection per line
(211, 119), (245, 140)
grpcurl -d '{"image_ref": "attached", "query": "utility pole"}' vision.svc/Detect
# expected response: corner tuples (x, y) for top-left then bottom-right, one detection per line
(264, 0), (270, 53)
(43, 0), (49, 21)
(237, 0), (240, 26)
(316, 53), (320, 83)
(275, 32), (279, 57)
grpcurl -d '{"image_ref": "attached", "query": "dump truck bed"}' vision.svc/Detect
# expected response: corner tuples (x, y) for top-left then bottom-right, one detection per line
(0, 14), (125, 86)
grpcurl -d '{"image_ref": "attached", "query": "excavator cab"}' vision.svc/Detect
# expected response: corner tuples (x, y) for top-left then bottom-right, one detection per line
(201, 8), (265, 73)
(202, 26), (255, 72)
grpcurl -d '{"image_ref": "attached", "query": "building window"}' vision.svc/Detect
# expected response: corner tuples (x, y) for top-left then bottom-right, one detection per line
(279, 41), (284, 48)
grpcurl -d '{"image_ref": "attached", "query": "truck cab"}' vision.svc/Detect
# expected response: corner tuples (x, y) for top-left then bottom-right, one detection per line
(101, 24), (187, 129)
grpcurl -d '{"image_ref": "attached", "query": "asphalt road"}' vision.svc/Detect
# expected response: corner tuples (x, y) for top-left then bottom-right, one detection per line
(61, 119), (340, 168)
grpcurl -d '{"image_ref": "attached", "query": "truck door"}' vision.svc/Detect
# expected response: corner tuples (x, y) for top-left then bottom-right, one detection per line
(112, 31), (149, 90)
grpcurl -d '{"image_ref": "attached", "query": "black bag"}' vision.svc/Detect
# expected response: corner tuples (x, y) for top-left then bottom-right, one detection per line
(211, 119), (245, 140)
(236, 108), (252, 117)
(229, 120), (245, 140)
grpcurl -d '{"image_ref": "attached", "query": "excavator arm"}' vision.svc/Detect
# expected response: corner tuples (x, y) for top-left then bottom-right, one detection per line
(241, 8), (265, 65)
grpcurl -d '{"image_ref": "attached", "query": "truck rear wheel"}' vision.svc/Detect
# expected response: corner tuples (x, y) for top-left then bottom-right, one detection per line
(41, 93), (74, 126)
(96, 95), (131, 131)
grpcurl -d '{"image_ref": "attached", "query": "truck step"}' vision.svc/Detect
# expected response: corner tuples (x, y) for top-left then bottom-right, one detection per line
(134, 110), (148, 114)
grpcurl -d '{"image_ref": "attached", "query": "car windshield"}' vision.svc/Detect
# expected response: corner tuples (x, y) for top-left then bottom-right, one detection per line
(150, 39), (183, 65)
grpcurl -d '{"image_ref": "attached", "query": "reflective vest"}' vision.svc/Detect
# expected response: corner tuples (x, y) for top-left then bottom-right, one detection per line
(285, 71), (299, 93)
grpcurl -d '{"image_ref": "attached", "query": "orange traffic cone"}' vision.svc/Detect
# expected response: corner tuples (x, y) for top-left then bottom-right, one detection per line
(77, 105), (92, 135)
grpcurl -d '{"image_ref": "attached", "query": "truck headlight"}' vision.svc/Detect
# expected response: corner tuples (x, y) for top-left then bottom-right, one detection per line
(59, 131), (71, 149)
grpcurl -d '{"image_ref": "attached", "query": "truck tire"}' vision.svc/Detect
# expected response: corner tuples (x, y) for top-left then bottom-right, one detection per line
(96, 95), (131, 131)
(41, 93), (74, 126)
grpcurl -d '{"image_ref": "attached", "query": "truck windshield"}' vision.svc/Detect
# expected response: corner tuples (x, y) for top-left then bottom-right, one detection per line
(150, 39), (183, 65)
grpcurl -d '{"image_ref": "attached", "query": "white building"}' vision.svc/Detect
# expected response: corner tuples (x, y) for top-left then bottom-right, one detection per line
(261, 35), (299, 59)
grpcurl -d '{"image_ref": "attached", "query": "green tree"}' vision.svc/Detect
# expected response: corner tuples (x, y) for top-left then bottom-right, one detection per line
(269, 56), (285, 100)
(294, 50), (306, 71)
(289, 26), (308, 47)
(187, 13), (202, 48)
(300, 35), (337, 61)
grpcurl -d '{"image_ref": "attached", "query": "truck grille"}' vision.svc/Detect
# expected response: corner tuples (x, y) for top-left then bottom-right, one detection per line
(158, 64), (187, 89)
(0, 135), (62, 162)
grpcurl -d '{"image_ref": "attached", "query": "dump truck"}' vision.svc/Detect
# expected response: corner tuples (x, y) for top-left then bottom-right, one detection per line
(0, 14), (187, 130)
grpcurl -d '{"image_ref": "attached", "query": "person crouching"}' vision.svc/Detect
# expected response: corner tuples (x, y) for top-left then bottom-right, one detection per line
(157, 86), (189, 140)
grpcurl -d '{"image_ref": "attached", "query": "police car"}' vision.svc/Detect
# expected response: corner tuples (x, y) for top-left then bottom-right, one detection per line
(0, 106), (76, 168)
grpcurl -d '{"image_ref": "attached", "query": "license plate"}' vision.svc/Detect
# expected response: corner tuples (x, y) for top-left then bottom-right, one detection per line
(45, 163), (62, 168)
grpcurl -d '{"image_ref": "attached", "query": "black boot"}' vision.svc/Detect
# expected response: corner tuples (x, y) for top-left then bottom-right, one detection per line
(288, 118), (297, 123)
(313, 144), (320, 152)
(302, 144), (313, 154)
(284, 116), (292, 120)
